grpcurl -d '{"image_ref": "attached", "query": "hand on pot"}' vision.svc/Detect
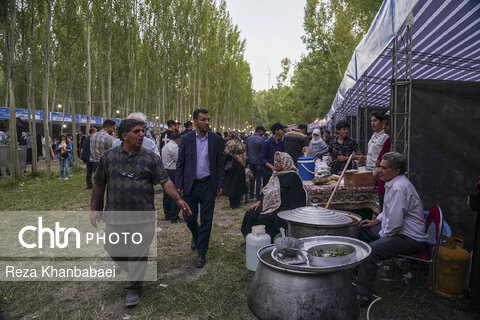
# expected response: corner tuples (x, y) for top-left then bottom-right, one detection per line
(360, 219), (380, 228)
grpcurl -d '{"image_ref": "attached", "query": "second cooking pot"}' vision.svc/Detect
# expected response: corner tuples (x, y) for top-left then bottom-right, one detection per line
(278, 205), (361, 238)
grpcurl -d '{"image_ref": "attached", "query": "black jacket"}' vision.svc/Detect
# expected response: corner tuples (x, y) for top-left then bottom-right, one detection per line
(175, 130), (225, 195)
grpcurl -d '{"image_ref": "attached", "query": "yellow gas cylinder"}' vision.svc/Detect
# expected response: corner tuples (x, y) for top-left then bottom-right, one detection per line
(433, 235), (470, 299)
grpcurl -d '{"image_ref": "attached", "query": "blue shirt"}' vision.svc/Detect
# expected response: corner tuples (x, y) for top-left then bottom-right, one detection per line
(260, 136), (284, 175)
(246, 134), (265, 165)
(195, 130), (210, 179)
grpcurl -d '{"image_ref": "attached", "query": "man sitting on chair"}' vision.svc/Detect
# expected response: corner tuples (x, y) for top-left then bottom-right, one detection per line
(356, 152), (428, 307)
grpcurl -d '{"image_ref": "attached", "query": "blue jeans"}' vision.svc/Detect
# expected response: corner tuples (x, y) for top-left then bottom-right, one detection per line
(59, 158), (70, 178)
(250, 164), (263, 200)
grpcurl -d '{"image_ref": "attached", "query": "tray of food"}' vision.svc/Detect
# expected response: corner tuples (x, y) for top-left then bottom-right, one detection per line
(313, 173), (341, 185)
(306, 243), (356, 267)
(270, 235), (371, 272)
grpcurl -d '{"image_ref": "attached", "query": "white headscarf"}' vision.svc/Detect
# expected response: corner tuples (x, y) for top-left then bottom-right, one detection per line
(311, 129), (322, 144)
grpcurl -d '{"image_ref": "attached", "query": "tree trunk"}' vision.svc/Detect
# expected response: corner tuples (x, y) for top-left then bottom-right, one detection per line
(27, 0), (38, 173)
(197, 59), (201, 109)
(143, 69), (148, 115)
(132, 1), (137, 114)
(42, 0), (52, 178)
(28, 84), (38, 175)
(98, 38), (106, 119)
(156, 86), (161, 138)
(50, 74), (56, 114)
(86, 2), (92, 133)
(324, 39), (343, 78)
(191, 61), (196, 120)
(162, 81), (166, 128)
(125, 13), (131, 116)
(175, 87), (179, 122)
(6, 0), (21, 180)
(66, 5), (77, 168)
(179, 76), (184, 123)
(107, 0), (112, 118)
(8, 80), (21, 180)
(132, 63), (137, 113)
(180, 74), (184, 123)
(71, 93), (77, 167)
(51, 75), (60, 135)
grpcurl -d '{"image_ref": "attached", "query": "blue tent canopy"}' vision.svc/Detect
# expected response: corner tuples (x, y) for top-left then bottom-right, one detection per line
(326, 0), (480, 120)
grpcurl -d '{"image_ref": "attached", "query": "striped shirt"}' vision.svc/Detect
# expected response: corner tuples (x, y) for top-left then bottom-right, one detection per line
(90, 129), (115, 163)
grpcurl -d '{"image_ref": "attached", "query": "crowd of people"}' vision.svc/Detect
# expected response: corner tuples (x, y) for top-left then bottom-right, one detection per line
(0, 126), (80, 179)
(78, 110), (340, 306)
(2, 108), (428, 309)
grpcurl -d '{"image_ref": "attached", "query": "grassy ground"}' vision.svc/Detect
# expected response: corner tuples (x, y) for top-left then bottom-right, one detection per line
(0, 163), (478, 319)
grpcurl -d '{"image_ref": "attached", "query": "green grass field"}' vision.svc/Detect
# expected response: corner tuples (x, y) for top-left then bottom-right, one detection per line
(0, 167), (255, 319)
(0, 166), (477, 319)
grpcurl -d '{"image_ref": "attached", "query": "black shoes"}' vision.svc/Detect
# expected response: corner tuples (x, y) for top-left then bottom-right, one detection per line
(356, 294), (370, 308)
(171, 217), (184, 224)
(125, 292), (140, 307)
(191, 238), (198, 251)
(196, 254), (206, 268)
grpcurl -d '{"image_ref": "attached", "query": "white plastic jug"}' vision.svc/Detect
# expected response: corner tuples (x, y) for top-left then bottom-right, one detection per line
(246, 225), (271, 271)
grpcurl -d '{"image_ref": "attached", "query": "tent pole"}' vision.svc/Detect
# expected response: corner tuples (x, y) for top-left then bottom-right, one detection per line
(392, 34), (398, 156)
(355, 85), (359, 141)
(363, 73), (368, 154)
(406, 25), (413, 177)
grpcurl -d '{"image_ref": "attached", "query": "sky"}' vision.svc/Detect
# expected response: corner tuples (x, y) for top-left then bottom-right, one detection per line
(225, 0), (307, 92)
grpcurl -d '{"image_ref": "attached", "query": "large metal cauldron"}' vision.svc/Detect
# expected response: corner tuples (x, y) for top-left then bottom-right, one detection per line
(278, 206), (361, 239)
(247, 236), (371, 320)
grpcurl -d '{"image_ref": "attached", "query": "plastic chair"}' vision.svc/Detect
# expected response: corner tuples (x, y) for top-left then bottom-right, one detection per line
(399, 204), (443, 295)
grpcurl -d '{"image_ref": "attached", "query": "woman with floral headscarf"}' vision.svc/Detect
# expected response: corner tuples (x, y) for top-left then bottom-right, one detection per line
(241, 152), (306, 239)
(224, 131), (247, 209)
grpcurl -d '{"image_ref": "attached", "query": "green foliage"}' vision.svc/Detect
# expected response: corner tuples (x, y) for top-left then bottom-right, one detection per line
(253, 85), (309, 128)
(297, 0), (383, 118)
(253, 0), (382, 127)
(1, 0), (253, 132)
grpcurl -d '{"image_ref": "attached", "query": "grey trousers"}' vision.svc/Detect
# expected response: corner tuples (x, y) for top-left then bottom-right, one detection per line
(356, 225), (423, 297)
(104, 222), (155, 293)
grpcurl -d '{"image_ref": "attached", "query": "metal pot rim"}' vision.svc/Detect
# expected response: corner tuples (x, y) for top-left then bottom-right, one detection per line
(279, 210), (362, 228)
(287, 218), (360, 228)
(258, 235), (371, 274)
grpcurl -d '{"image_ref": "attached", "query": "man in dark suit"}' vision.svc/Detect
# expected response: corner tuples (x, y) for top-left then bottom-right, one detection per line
(81, 127), (98, 189)
(176, 108), (224, 268)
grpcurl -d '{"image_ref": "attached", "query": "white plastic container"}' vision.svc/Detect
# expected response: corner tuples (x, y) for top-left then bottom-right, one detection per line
(246, 225), (271, 271)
